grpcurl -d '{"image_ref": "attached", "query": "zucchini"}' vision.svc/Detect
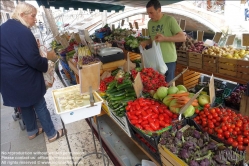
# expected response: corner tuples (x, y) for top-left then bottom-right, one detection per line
(110, 95), (126, 101)
(116, 81), (132, 88)
(125, 88), (135, 93)
(126, 92), (136, 97)
(106, 88), (118, 94)
(117, 84), (132, 90)
(107, 81), (117, 90)
(108, 90), (125, 96)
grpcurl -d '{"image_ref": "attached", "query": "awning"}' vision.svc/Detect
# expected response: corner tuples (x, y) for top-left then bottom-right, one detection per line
(36, 0), (125, 12)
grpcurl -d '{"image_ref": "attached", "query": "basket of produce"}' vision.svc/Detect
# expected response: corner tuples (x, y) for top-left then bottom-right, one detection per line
(224, 84), (247, 110)
(193, 105), (249, 152)
(159, 118), (245, 166)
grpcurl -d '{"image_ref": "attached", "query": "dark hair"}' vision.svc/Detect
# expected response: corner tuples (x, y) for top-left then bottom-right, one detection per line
(146, 0), (161, 10)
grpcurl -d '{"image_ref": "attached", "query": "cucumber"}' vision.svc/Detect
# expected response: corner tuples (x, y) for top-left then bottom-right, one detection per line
(106, 88), (118, 94)
(108, 90), (125, 96)
(116, 81), (132, 88)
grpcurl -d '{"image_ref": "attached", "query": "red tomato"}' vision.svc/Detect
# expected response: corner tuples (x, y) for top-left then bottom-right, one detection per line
(158, 114), (164, 121)
(204, 104), (210, 109)
(237, 135), (244, 142)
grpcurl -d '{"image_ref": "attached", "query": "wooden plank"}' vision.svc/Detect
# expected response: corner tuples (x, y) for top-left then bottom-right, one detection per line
(102, 60), (126, 70)
(219, 57), (237, 64)
(184, 73), (200, 81)
(184, 75), (200, 84)
(189, 62), (202, 69)
(239, 95), (249, 116)
(218, 68), (237, 77)
(218, 63), (237, 71)
(185, 81), (199, 89)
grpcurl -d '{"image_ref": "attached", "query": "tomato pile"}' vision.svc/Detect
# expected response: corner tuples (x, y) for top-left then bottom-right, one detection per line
(194, 104), (249, 151)
(126, 98), (178, 131)
(131, 68), (167, 92)
(99, 76), (115, 92)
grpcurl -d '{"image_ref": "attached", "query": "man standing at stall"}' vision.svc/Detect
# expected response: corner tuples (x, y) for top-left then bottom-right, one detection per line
(140, 0), (186, 83)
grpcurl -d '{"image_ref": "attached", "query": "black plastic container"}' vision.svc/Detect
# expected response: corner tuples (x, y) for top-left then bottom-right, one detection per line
(126, 115), (162, 165)
(97, 52), (125, 64)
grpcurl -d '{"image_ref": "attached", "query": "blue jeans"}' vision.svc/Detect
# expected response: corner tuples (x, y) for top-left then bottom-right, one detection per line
(20, 97), (56, 139)
(165, 62), (176, 83)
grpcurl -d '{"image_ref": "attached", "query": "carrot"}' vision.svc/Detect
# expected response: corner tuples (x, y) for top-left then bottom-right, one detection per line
(191, 101), (199, 107)
(170, 104), (183, 108)
(168, 92), (189, 97)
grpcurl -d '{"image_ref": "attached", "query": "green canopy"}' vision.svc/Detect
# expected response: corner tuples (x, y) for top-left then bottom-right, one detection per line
(36, 0), (125, 12)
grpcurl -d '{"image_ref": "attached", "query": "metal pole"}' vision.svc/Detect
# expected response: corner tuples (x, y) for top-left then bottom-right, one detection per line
(61, 119), (75, 166)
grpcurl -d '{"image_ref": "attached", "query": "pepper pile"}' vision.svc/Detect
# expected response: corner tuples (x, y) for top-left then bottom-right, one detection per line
(99, 76), (115, 92)
(131, 68), (167, 92)
(126, 98), (178, 131)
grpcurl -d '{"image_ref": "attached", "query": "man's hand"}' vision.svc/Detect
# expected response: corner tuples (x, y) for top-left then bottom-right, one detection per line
(155, 33), (166, 42)
(140, 39), (152, 49)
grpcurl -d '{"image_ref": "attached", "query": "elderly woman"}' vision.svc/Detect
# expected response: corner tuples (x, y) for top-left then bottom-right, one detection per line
(0, 2), (65, 142)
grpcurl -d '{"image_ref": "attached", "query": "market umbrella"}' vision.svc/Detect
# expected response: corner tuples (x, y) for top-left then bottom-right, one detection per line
(36, 0), (125, 12)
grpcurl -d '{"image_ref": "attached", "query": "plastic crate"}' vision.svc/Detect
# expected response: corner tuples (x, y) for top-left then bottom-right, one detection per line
(109, 108), (131, 137)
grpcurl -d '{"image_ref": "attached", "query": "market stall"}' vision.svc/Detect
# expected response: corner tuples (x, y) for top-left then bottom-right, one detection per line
(48, 25), (249, 165)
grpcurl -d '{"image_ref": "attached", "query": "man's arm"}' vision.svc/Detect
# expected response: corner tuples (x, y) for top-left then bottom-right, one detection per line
(155, 31), (186, 43)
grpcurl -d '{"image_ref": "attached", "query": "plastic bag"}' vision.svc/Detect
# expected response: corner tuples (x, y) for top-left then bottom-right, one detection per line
(39, 46), (55, 89)
(139, 41), (168, 74)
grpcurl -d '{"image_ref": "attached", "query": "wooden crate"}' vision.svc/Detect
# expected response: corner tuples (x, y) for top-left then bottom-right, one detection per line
(128, 52), (141, 61)
(175, 65), (201, 89)
(218, 57), (237, 77)
(237, 59), (249, 81)
(158, 144), (188, 166)
(240, 94), (249, 116)
(202, 54), (219, 73)
(188, 52), (202, 69)
(176, 50), (188, 66)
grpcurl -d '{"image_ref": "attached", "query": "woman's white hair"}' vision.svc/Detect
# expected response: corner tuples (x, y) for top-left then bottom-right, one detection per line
(11, 2), (37, 28)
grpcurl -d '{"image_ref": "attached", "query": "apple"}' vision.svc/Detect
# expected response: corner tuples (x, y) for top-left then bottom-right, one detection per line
(156, 87), (168, 100)
(163, 96), (173, 106)
(177, 85), (187, 92)
(168, 86), (179, 95)
(198, 94), (210, 106)
(153, 93), (159, 100)
(177, 90), (186, 94)
(169, 99), (180, 114)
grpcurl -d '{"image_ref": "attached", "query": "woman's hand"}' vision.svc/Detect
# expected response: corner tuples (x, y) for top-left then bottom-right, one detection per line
(46, 50), (58, 62)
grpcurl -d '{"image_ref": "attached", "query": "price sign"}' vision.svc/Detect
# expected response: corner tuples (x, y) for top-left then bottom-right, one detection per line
(129, 22), (133, 29)
(55, 35), (61, 43)
(142, 28), (146, 36)
(60, 34), (68, 41)
(225, 34), (236, 46)
(121, 19), (125, 26)
(112, 24), (115, 30)
(74, 33), (81, 44)
(179, 19), (186, 31)
(242, 33), (249, 47)
(60, 37), (69, 49)
(197, 31), (204, 41)
(209, 75), (215, 106)
(134, 22), (139, 30)
(212, 32), (222, 44)
(133, 72), (143, 98)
